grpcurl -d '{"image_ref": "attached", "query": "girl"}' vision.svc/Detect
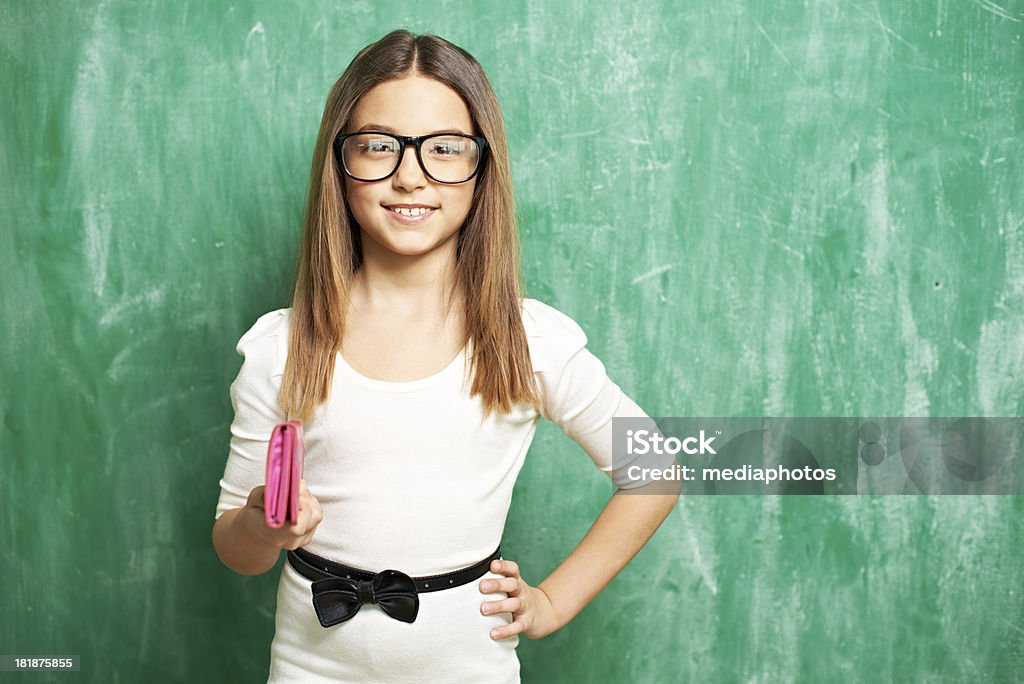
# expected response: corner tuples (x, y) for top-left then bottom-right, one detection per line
(211, 29), (680, 684)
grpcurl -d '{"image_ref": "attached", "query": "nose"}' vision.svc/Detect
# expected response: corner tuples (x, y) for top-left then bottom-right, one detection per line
(392, 143), (427, 191)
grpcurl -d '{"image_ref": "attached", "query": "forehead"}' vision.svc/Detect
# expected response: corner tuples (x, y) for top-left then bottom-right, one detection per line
(349, 75), (474, 135)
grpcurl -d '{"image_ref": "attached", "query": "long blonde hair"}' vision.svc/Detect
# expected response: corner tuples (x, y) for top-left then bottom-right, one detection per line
(279, 29), (541, 423)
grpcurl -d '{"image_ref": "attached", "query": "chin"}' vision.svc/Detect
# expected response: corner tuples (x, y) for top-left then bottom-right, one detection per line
(365, 226), (460, 257)
(388, 242), (439, 257)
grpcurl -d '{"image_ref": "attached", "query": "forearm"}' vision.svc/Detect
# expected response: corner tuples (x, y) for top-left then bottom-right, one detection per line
(211, 506), (282, 576)
(537, 478), (681, 631)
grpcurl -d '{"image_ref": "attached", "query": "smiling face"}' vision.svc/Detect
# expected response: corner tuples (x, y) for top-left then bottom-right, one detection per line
(343, 74), (478, 260)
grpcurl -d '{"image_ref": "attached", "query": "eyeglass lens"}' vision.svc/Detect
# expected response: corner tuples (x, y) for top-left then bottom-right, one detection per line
(341, 133), (481, 183)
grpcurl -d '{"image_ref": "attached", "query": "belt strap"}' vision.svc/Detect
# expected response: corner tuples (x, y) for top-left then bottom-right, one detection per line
(287, 546), (501, 593)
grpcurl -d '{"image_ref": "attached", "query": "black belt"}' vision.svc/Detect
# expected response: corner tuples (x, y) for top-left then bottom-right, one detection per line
(287, 546), (501, 627)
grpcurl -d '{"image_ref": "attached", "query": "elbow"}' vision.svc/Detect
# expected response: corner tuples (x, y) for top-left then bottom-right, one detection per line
(615, 475), (683, 501)
(647, 478), (683, 521)
(211, 515), (246, 575)
(664, 476), (684, 503)
(211, 511), (279, 577)
(611, 479), (680, 538)
(211, 517), (230, 569)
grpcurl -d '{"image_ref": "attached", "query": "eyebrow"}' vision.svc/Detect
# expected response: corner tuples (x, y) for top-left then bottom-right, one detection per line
(356, 122), (471, 136)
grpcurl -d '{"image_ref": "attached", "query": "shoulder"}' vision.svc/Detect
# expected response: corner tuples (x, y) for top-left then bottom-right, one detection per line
(234, 307), (292, 378)
(520, 298), (589, 374)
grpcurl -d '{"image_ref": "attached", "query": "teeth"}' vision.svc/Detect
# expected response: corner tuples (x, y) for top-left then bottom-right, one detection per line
(392, 206), (431, 216)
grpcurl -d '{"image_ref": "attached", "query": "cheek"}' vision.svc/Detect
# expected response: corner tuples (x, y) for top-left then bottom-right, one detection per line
(446, 185), (477, 223)
(345, 184), (377, 223)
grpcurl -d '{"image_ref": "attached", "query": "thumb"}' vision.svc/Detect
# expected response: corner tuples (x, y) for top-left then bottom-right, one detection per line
(248, 485), (266, 509)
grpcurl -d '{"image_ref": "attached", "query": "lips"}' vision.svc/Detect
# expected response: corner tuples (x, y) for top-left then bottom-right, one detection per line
(383, 204), (437, 223)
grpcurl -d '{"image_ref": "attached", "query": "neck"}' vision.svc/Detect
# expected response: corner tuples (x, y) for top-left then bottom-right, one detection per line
(352, 232), (462, 317)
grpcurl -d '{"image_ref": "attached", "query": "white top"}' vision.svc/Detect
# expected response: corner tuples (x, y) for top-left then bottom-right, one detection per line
(214, 297), (669, 683)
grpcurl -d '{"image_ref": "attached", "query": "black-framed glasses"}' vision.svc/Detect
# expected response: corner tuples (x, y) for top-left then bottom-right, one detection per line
(334, 131), (489, 184)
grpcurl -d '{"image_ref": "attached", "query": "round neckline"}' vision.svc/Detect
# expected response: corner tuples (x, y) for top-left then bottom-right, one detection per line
(335, 342), (470, 393)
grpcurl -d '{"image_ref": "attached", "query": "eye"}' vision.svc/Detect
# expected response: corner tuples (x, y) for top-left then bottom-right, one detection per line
(361, 137), (396, 154)
(427, 138), (464, 157)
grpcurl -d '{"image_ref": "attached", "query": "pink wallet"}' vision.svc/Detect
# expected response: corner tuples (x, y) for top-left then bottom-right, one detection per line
(264, 420), (305, 528)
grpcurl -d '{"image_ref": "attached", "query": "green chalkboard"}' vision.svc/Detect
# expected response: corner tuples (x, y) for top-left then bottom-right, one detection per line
(2, 1), (1022, 682)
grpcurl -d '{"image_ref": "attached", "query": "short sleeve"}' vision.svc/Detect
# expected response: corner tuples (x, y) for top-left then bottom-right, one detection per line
(214, 309), (291, 520)
(522, 299), (677, 490)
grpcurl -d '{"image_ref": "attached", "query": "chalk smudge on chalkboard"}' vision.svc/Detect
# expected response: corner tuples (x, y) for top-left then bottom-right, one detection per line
(899, 279), (936, 416)
(682, 514), (718, 596)
(70, 1), (116, 299)
(82, 202), (112, 298)
(862, 134), (892, 279)
(631, 264), (675, 285)
(977, 213), (1024, 414)
(99, 286), (167, 327)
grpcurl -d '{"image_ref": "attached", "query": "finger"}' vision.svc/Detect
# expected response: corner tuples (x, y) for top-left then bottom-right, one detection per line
(491, 559), (519, 577)
(299, 502), (321, 537)
(490, 620), (524, 641)
(303, 495), (319, 522)
(290, 502), (310, 530)
(300, 520), (319, 544)
(299, 502), (317, 533)
(309, 499), (323, 526)
(285, 528), (313, 550)
(479, 577), (518, 594)
(481, 596), (522, 616)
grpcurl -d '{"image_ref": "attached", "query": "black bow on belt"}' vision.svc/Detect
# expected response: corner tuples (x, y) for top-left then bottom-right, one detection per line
(310, 569), (420, 626)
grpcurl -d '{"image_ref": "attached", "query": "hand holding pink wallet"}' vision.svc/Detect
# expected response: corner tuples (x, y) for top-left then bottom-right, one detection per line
(264, 420), (305, 528)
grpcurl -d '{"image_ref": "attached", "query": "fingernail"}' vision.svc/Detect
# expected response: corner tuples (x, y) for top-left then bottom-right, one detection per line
(482, 581), (492, 590)
(492, 560), (501, 570)
(490, 629), (499, 638)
